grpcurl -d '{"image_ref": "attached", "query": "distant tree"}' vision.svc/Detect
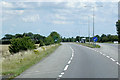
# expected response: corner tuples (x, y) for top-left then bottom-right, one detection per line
(23, 32), (34, 39)
(49, 31), (61, 43)
(44, 36), (54, 45)
(15, 34), (23, 38)
(39, 40), (45, 47)
(2, 34), (14, 39)
(75, 36), (80, 42)
(33, 34), (45, 44)
(95, 35), (100, 42)
(116, 20), (120, 43)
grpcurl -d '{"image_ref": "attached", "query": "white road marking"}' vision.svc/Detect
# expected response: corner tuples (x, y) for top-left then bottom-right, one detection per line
(110, 58), (115, 62)
(77, 44), (120, 66)
(61, 72), (64, 75)
(116, 62), (120, 65)
(68, 60), (71, 64)
(58, 75), (62, 78)
(64, 65), (69, 71)
(100, 52), (103, 54)
(106, 56), (110, 58)
(102, 54), (106, 56)
(57, 46), (74, 79)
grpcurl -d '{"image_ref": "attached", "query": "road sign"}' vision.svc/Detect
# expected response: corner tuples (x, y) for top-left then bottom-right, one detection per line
(93, 37), (98, 42)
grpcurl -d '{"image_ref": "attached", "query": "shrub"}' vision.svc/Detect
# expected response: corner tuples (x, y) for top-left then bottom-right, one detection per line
(9, 37), (36, 54)
(34, 50), (39, 54)
(44, 36), (54, 45)
(39, 40), (45, 47)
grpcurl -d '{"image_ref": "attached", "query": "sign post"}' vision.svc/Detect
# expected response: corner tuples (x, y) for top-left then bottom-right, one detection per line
(93, 37), (98, 47)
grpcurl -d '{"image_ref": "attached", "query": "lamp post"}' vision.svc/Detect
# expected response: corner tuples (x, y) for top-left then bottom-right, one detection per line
(79, 15), (90, 44)
(84, 6), (102, 45)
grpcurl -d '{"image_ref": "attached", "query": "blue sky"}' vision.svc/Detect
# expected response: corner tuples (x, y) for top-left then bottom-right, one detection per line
(0, 1), (118, 38)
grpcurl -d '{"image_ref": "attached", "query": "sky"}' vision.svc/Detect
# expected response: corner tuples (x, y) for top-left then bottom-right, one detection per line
(0, 0), (119, 38)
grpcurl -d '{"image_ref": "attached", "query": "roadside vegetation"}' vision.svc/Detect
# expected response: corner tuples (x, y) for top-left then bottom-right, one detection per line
(0, 31), (61, 79)
(1, 44), (60, 79)
(76, 43), (101, 48)
(116, 20), (120, 44)
(62, 34), (118, 43)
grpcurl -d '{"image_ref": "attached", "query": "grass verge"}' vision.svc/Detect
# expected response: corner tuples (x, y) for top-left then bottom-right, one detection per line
(76, 43), (100, 48)
(1, 44), (61, 79)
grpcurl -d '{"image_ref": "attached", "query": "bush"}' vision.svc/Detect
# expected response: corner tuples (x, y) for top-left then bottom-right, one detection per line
(44, 36), (54, 45)
(9, 37), (36, 54)
(39, 40), (45, 47)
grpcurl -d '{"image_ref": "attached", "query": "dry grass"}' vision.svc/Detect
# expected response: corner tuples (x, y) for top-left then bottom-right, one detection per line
(1, 44), (60, 79)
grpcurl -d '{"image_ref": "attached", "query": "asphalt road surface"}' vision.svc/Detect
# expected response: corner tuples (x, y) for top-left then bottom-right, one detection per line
(17, 43), (118, 79)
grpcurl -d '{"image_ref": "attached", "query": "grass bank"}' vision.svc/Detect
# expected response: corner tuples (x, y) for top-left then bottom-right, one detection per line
(1, 44), (61, 79)
(76, 43), (100, 48)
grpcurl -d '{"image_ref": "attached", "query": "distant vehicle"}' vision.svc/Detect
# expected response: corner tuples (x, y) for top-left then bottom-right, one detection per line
(81, 38), (86, 43)
(114, 41), (118, 44)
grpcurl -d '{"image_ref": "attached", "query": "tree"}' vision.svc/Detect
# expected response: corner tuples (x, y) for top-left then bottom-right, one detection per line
(3, 34), (14, 39)
(39, 40), (45, 47)
(44, 36), (54, 45)
(116, 20), (120, 43)
(75, 36), (80, 42)
(49, 31), (61, 43)
(33, 34), (45, 44)
(9, 37), (36, 54)
(15, 34), (23, 38)
(23, 32), (34, 39)
(95, 35), (100, 42)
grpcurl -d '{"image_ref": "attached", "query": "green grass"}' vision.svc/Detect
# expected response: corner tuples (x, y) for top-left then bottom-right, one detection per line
(1, 44), (61, 79)
(76, 43), (100, 48)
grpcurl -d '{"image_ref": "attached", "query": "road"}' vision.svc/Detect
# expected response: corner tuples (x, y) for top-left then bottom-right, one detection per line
(16, 43), (118, 79)
(96, 43), (118, 61)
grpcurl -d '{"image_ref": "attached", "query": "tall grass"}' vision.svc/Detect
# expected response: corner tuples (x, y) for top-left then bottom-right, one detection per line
(1, 44), (60, 79)
(76, 43), (100, 48)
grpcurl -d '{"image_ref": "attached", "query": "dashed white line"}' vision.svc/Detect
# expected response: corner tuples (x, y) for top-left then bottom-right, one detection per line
(57, 46), (74, 79)
(77, 44), (120, 66)
(58, 75), (62, 78)
(64, 65), (69, 71)
(106, 56), (110, 58)
(110, 58), (115, 62)
(102, 54), (106, 56)
(68, 60), (71, 64)
(61, 72), (64, 75)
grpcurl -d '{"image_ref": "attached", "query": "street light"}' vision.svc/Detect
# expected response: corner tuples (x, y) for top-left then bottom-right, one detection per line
(84, 6), (103, 45)
(79, 15), (90, 44)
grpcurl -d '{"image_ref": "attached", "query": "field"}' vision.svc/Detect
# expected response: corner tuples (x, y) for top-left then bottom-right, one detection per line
(0, 44), (60, 79)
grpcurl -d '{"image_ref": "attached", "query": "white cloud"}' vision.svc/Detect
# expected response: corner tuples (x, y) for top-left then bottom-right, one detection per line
(52, 20), (74, 24)
(1, 1), (13, 8)
(55, 14), (66, 20)
(7, 0), (119, 2)
(22, 14), (40, 22)
(3, 10), (24, 15)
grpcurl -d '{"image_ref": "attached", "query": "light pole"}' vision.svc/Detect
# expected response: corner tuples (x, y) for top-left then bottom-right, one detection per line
(79, 15), (90, 44)
(88, 16), (90, 44)
(84, 6), (102, 45)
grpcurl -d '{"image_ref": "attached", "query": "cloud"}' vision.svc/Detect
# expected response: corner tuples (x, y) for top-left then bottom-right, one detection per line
(3, 10), (24, 15)
(55, 14), (66, 20)
(52, 20), (74, 24)
(4, 0), (119, 2)
(22, 14), (40, 22)
(1, 1), (13, 8)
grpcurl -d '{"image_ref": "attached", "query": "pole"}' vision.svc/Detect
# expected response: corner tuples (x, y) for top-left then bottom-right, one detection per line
(93, 7), (95, 46)
(88, 16), (90, 44)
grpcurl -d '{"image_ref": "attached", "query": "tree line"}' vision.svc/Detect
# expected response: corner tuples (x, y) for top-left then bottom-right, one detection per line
(62, 34), (118, 43)
(0, 32), (61, 44)
(0, 32), (61, 54)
